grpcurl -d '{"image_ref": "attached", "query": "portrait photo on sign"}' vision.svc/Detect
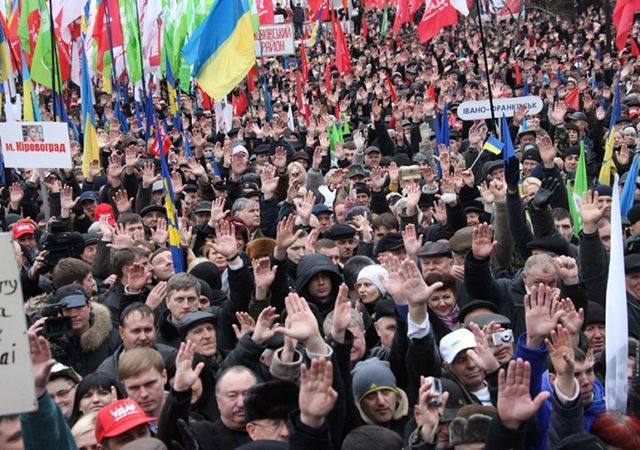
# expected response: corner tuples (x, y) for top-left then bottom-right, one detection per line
(22, 125), (44, 142)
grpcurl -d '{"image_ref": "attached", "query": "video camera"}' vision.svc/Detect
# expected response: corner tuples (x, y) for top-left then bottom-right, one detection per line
(36, 302), (73, 340)
(40, 220), (85, 272)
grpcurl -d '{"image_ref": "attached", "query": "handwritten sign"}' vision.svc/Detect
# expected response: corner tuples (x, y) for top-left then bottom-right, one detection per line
(0, 121), (72, 169)
(0, 233), (36, 414)
(457, 96), (544, 121)
(254, 23), (295, 57)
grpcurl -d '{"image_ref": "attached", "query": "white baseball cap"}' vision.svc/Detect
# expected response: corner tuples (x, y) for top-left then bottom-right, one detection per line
(439, 328), (477, 364)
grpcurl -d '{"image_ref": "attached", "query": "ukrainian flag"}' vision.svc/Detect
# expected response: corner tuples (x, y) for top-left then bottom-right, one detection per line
(80, 45), (100, 178)
(0, 24), (11, 83)
(182, 0), (255, 100)
(20, 49), (40, 122)
(165, 55), (179, 118)
(483, 136), (504, 155)
(156, 114), (185, 273)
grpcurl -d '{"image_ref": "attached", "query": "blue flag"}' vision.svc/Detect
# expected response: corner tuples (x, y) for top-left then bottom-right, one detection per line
(262, 75), (273, 120)
(501, 115), (515, 162)
(134, 100), (143, 129)
(433, 112), (442, 177)
(155, 112), (185, 273)
(621, 154), (640, 218)
(440, 102), (450, 152)
(184, 131), (192, 158)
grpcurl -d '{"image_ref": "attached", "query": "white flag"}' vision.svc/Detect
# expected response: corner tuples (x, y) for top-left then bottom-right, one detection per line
(605, 173), (629, 412)
(287, 104), (295, 131)
(450, 0), (469, 16)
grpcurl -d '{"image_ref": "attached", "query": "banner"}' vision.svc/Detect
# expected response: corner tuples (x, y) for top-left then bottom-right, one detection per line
(457, 96), (543, 120)
(0, 233), (36, 415)
(0, 122), (72, 169)
(255, 23), (295, 57)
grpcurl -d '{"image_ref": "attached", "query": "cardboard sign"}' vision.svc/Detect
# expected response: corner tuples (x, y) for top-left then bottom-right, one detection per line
(457, 96), (543, 121)
(255, 23), (295, 57)
(0, 233), (37, 415)
(0, 121), (72, 169)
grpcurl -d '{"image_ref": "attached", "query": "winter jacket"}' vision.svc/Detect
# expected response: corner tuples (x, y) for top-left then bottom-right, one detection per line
(96, 343), (177, 382)
(54, 302), (121, 376)
(20, 392), (78, 450)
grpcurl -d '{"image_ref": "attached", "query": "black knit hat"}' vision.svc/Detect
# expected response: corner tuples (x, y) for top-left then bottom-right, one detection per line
(243, 380), (299, 423)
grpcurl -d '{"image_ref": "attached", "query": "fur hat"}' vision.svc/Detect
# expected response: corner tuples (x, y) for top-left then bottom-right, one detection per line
(243, 380), (299, 423)
(448, 413), (493, 446)
(246, 237), (277, 260)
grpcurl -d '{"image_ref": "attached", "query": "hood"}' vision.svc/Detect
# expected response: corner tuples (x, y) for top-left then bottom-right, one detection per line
(355, 386), (409, 425)
(81, 303), (114, 352)
(295, 253), (343, 303)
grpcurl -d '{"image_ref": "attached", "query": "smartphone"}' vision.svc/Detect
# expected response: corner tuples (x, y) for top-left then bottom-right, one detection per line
(425, 376), (443, 406)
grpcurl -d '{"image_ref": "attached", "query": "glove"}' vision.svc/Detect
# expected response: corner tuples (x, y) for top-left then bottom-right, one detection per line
(353, 130), (365, 151)
(530, 177), (559, 210)
(420, 123), (432, 142)
(505, 156), (521, 190)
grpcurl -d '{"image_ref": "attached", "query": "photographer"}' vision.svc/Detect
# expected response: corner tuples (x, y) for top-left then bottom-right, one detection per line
(39, 284), (120, 376)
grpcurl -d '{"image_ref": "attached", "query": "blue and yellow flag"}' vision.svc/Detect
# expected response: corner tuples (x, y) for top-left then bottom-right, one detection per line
(483, 136), (504, 155)
(81, 45), (100, 177)
(165, 54), (180, 128)
(156, 113), (185, 273)
(0, 24), (11, 83)
(599, 71), (622, 186)
(182, 0), (255, 100)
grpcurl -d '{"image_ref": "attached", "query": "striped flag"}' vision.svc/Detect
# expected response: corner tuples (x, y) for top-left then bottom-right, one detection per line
(605, 173), (628, 412)
(80, 44), (100, 177)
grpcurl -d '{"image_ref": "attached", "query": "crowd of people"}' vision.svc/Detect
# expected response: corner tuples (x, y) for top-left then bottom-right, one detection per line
(4, 0), (640, 449)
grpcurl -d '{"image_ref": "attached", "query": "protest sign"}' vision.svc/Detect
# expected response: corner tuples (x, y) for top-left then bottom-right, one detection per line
(457, 96), (543, 121)
(0, 122), (72, 169)
(255, 23), (295, 57)
(0, 234), (36, 415)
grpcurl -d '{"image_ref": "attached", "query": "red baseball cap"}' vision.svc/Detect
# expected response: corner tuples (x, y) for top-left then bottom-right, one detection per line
(95, 399), (154, 444)
(94, 203), (116, 225)
(13, 222), (35, 239)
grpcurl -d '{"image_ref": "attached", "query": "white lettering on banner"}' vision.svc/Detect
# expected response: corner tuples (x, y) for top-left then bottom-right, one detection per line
(0, 121), (73, 169)
(254, 23), (295, 57)
(0, 234), (36, 415)
(457, 96), (544, 121)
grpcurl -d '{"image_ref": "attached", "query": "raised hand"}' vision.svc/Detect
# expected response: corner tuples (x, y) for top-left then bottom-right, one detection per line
(251, 307), (280, 345)
(124, 263), (148, 292)
(467, 322), (500, 373)
(146, 281), (167, 310)
(552, 255), (579, 285)
(272, 146), (287, 170)
(275, 214), (304, 260)
(552, 298), (584, 339)
(60, 185), (78, 212)
(113, 189), (133, 214)
(402, 224), (424, 261)
(401, 259), (443, 306)
(472, 223), (497, 260)
(380, 254), (406, 305)
(28, 331), (56, 397)
(141, 161), (160, 189)
(497, 359), (550, 430)
(232, 312), (256, 340)
(580, 190), (605, 234)
(537, 135), (557, 168)
(152, 219), (169, 246)
(524, 283), (563, 348)
(9, 182), (24, 209)
(273, 293), (324, 352)
(107, 153), (124, 180)
(294, 190), (316, 226)
(299, 358), (338, 428)
(545, 325), (576, 387)
(173, 341), (205, 392)
(305, 228), (319, 255)
(414, 376), (450, 442)
(261, 163), (280, 199)
(208, 196), (230, 228)
(178, 217), (193, 247)
(405, 182), (422, 215)
(331, 283), (351, 343)
(370, 166), (388, 192)
(530, 177), (559, 209)
(253, 257), (277, 297)
(212, 220), (238, 258)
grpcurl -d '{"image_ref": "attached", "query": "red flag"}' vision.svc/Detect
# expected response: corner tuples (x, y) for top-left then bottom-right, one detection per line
(514, 62), (521, 84)
(409, 0), (423, 15)
(257, 0), (275, 25)
(427, 84), (436, 101)
(632, 39), (640, 56)
(198, 85), (212, 110)
(564, 87), (580, 110)
(386, 75), (398, 102)
(613, 0), (640, 51)
(300, 42), (309, 83)
(92, 0), (124, 73)
(325, 60), (333, 95)
(331, 7), (351, 74)
(149, 129), (172, 157)
(232, 92), (248, 116)
(361, 14), (368, 38)
(296, 73), (310, 124)
(393, 0), (410, 35)
(247, 66), (256, 93)
(308, 0), (324, 17)
(418, 0), (458, 44)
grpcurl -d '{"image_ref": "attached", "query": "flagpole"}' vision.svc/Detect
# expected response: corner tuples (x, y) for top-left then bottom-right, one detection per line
(133, 0), (147, 102)
(473, 0), (497, 132)
(48, 0), (58, 119)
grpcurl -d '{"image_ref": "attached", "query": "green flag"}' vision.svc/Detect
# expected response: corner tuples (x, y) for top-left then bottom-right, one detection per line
(342, 114), (350, 135)
(121, 0), (143, 83)
(30, 5), (58, 89)
(328, 123), (343, 166)
(249, 0), (260, 33)
(381, 4), (388, 37)
(568, 140), (588, 235)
